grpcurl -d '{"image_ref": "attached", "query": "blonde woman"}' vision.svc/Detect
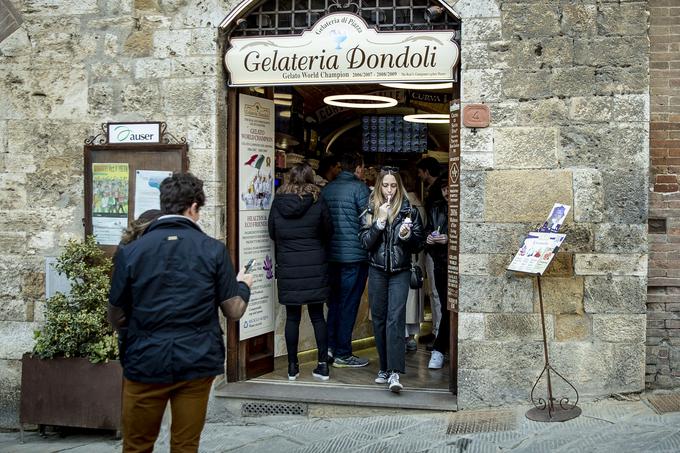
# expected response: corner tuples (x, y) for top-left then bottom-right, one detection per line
(359, 166), (425, 393)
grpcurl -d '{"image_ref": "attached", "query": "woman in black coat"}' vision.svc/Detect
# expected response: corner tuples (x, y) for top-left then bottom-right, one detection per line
(268, 162), (334, 381)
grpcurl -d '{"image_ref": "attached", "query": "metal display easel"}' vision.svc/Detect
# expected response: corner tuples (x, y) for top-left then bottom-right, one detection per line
(525, 272), (581, 422)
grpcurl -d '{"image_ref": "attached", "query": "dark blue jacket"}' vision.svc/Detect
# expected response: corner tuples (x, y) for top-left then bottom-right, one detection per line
(321, 171), (371, 263)
(109, 216), (249, 383)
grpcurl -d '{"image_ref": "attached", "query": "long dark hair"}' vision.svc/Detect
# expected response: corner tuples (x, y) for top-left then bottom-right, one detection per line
(277, 162), (321, 200)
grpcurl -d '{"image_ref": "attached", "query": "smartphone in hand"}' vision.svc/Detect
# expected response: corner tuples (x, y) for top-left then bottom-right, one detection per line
(243, 258), (256, 274)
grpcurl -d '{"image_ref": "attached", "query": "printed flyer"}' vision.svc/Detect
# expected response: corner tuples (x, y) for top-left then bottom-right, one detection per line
(507, 232), (566, 275)
(238, 212), (276, 340)
(239, 94), (275, 211)
(92, 163), (129, 245)
(134, 170), (172, 219)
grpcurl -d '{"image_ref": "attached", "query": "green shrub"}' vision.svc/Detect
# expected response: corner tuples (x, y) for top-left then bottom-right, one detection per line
(33, 235), (118, 363)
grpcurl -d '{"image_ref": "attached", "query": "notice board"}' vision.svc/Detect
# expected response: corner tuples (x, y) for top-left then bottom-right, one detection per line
(84, 143), (188, 255)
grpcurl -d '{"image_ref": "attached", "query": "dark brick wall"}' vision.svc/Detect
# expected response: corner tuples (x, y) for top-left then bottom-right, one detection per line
(648, 0), (680, 388)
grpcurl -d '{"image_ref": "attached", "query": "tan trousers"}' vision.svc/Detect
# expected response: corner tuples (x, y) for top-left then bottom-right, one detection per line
(122, 376), (214, 453)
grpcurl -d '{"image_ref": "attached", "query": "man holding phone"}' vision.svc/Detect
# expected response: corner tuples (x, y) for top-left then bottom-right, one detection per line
(108, 173), (254, 453)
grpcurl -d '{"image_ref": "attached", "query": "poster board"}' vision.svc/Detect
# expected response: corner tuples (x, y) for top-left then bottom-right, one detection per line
(84, 143), (188, 255)
(237, 93), (277, 341)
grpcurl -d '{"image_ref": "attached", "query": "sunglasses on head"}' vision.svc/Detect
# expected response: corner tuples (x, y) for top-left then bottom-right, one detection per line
(381, 166), (399, 174)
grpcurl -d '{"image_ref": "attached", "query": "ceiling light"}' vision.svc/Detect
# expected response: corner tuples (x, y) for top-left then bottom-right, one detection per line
(274, 99), (292, 106)
(403, 114), (449, 124)
(278, 111), (291, 118)
(274, 93), (293, 99)
(324, 94), (398, 109)
(380, 82), (453, 90)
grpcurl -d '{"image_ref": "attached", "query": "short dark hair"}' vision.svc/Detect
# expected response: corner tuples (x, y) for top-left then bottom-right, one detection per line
(160, 173), (206, 215)
(416, 157), (441, 177)
(318, 155), (340, 177)
(340, 152), (363, 172)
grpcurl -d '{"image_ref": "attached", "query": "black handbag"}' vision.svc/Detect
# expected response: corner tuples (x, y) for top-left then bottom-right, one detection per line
(410, 262), (424, 289)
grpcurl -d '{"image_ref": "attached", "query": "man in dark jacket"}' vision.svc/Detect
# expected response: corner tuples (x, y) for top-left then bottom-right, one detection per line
(108, 173), (253, 452)
(321, 152), (371, 367)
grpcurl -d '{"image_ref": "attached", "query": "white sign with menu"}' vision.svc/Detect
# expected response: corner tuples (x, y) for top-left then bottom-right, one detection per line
(238, 94), (276, 340)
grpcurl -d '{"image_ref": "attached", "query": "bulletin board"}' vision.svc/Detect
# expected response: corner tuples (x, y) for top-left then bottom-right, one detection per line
(83, 142), (188, 255)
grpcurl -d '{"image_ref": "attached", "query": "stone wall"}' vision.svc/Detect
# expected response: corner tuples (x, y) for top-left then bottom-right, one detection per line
(0, 0), (236, 428)
(456, 0), (649, 408)
(647, 0), (680, 389)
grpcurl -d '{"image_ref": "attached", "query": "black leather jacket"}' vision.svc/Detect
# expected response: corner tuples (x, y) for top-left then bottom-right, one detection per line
(359, 198), (425, 273)
(426, 198), (449, 263)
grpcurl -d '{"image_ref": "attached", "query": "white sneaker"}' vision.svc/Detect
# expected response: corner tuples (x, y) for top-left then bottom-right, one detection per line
(388, 372), (403, 393)
(428, 350), (444, 369)
(375, 370), (389, 384)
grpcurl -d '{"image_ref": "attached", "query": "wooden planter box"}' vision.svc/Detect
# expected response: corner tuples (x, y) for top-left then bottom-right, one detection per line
(20, 353), (123, 430)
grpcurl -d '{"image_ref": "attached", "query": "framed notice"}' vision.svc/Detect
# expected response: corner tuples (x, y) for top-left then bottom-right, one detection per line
(237, 94), (276, 340)
(84, 138), (188, 255)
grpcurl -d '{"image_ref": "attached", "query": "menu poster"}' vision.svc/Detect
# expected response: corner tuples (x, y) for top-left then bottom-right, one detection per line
(239, 94), (275, 210)
(238, 213), (276, 340)
(92, 163), (129, 245)
(507, 232), (566, 275)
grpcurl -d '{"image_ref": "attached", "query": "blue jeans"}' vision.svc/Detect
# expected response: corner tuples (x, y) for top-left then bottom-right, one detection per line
(368, 267), (410, 374)
(327, 262), (369, 358)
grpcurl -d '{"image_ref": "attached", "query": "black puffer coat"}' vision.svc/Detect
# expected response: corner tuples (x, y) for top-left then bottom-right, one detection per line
(268, 193), (334, 305)
(359, 197), (425, 273)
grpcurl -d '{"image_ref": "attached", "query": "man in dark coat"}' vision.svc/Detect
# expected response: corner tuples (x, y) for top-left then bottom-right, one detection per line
(108, 173), (253, 452)
(321, 152), (371, 368)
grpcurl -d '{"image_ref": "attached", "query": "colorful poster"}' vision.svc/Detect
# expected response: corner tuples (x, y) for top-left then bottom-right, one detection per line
(92, 163), (129, 245)
(239, 94), (275, 210)
(538, 203), (571, 233)
(238, 212), (276, 341)
(134, 170), (172, 219)
(507, 232), (566, 275)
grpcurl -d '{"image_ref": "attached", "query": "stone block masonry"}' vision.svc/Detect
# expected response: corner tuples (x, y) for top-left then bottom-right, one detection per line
(647, 0), (680, 390)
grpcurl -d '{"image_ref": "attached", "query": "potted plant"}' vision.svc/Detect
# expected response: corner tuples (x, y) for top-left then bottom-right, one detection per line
(20, 235), (122, 431)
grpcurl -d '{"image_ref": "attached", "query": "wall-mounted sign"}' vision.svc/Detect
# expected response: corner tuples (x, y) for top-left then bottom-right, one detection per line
(462, 104), (490, 128)
(225, 13), (459, 86)
(107, 122), (161, 144)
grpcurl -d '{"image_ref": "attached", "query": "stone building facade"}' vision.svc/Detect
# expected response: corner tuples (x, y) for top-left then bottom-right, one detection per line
(0, 0), (651, 427)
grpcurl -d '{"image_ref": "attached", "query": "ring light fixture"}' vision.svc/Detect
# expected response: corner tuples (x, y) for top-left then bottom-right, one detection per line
(403, 114), (449, 124)
(381, 82), (453, 90)
(323, 94), (398, 109)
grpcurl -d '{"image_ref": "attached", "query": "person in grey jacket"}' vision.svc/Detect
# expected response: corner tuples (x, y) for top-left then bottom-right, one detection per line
(321, 152), (371, 368)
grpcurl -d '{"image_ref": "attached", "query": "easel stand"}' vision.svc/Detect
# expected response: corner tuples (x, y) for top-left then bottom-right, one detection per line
(525, 274), (581, 422)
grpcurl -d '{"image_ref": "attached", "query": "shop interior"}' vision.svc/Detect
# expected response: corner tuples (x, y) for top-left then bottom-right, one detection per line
(247, 81), (454, 393)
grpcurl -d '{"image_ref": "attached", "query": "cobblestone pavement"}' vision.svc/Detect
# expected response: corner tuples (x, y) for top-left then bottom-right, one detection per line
(2, 395), (680, 452)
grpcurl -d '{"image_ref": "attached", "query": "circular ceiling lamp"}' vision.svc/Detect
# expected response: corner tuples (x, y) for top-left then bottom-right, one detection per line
(403, 114), (449, 124)
(323, 94), (398, 109)
(381, 82), (453, 90)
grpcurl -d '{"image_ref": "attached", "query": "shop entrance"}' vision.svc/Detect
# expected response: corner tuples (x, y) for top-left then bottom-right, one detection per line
(216, 0), (460, 410)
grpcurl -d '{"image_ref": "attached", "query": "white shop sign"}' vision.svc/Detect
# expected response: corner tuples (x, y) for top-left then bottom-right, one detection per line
(225, 13), (459, 86)
(108, 122), (161, 144)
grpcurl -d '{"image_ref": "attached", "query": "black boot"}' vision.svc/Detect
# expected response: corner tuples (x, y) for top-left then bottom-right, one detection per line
(312, 361), (330, 381)
(288, 362), (299, 381)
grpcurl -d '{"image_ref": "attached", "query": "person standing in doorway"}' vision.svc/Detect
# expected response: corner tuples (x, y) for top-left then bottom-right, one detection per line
(315, 155), (342, 187)
(426, 177), (450, 370)
(400, 170), (425, 352)
(360, 166), (425, 393)
(322, 152), (371, 368)
(416, 157), (444, 346)
(269, 162), (334, 381)
(108, 173), (254, 453)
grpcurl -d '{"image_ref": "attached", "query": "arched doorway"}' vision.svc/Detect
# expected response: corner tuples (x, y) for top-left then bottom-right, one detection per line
(217, 0), (461, 409)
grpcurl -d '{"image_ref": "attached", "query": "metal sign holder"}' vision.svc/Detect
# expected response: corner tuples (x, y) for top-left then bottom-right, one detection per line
(525, 255), (581, 422)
